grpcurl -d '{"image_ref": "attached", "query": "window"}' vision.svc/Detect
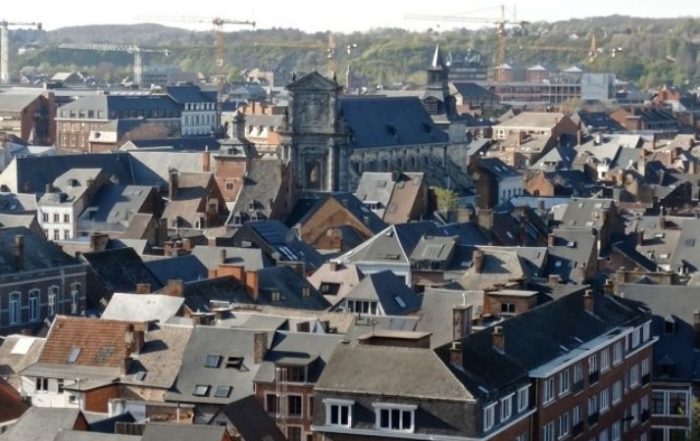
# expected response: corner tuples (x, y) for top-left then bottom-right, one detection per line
(599, 388), (610, 414)
(630, 364), (639, 389)
(214, 386), (231, 398)
(53, 229), (60, 241)
(29, 290), (40, 322)
(653, 391), (689, 416)
(266, 393), (278, 414)
(612, 381), (622, 404)
(544, 422), (555, 441)
(501, 394), (513, 421)
(517, 386), (530, 412)
(287, 427), (302, 441)
(641, 358), (651, 383)
(35, 377), (49, 392)
(599, 429), (608, 441)
(588, 354), (598, 382)
(63, 213), (70, 223)
(53, 213), (60, 223)
(375, 405), (415, 432)
(631, 328), (640, 349)
(288, 395), (303, 416)
(193, 385), (210, 396)
(588, 395), (598, 418)
(9, 292), (20, 325)
(612, 341), (623, 365)
(42, 212), (49, 222)
(64, 230), (70, 239)
(629, 402), (639, 426)
(282, 365), (306, 383)
(573, 364), (583, 392)
(558, 412), (569, 439)
(484, 403), (496, 431)
(611, 421), (621, 441)
(48, 292), (56, 317)
(600, 348), (610, 372)
(501, 303), (516, 314)
(544, 377), (555, 404)
(642, 321), (651, 342)
(572, 405), (581, 426)
(205, 354), (222, 368)
(559, 370), (570, 396)
(326, 400), (352, 427)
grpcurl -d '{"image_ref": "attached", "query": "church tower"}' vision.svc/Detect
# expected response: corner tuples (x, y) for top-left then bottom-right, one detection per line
(283, 72), (348, 194)
(422, 45), (454, 116)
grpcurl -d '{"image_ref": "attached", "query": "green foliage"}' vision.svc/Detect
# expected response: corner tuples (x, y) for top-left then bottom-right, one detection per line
(433, 187), (459, 212)
(10, 16), (700, 88)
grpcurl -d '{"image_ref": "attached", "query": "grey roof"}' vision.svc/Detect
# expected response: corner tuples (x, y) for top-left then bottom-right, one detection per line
(190, 246), (271, 271)
(243, 220), (325, 270)
(316, 343), (472, 400)
(164, 85), (217, 104)
(354, 172), (395, 216)
(101, 293), (185, 323)
(559, 198), (615, 230)
(343, 315), (419, 341)
(145, 255), (208, 285)
(546, 229), (597, 283)
(172, 277), (252, 312)
(451, 82), (496, 99)
(0, 407), (82, 441)
(669, 218), (700, 272)
(0, 335), (45, 388)
(120, 137), (220, 152)
(58, 95), (180, 117)
(213, 395), (286, 441)
(228, 159), (285, 224)
(257, 266), (331, 311)
(617, 283), (700, 382)
(0, 227), (81, 276)
(53, 431), (139, 441)
(532, 145), (577, 170)
(142, 423), (227, 441)
(81, 248), (163, 294)
(0, 192), (37, 213)
(291, 192), (387, 234)
(439, 290), (648, 398)
(0, 93), (40, 113)
(254, 331), (344, 383)
(78, 185), (154, 226)
(166, 327), (269, 405)
(128, 151), (211, 188)
(335, 270), (421, 315)
(476, 157), (521, 179)
(417, 287), (484, 348)
(339, 96), (449, 149)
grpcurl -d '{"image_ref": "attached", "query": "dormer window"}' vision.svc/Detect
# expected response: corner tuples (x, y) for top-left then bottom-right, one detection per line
(373, 403), (416, 433)
(325, 399), (353, 427)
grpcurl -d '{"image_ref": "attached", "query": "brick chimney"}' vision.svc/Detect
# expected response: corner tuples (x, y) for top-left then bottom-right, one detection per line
(636, 229), (645, 246)
(164, 279), (185, 297)
(449, 341), (463, 367)
(453, 305), (473, 341)
(492, 326), (505, 352)
(693, 310), (700, 349)
(13, 235), (24, 271)
(603, 279), (614, 296)
(477, 209), (494, 230)
(124, 323), (145, 356)
(253, 332), (267, 364)
(202, 151), (211, 172)
(547, 233), (555, 247)
(219, 248), (227, 264)
(245, 270), (260, 301)
(584, 289), (594, 313)
(168, 169), (179, 199)
(135, 283), (151, 294)
(473, 249), (484, 273)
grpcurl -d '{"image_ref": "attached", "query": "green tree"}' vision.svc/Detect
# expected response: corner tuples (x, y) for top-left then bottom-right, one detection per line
(433, 187), (459, 212)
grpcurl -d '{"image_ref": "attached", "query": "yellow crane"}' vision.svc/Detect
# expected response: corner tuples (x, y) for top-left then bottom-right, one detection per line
(405, 4), (528, 66)
(251, 32), (342, 76)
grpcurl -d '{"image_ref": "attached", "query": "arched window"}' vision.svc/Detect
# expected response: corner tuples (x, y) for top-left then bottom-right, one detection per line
(48, 286), (60, 317)
(29, 290), (40, 322)
(9, 292), (20, 325)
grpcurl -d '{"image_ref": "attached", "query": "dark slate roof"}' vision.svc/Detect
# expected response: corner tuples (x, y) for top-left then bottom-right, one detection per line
(0, 227), (81, 276)
(228, 159), (285, 224)
(437, 290), (649, 398)
(175, 277), (252, 312)
(142, 423), (227, 441)
(339, 96), (449, 148)
(214, 395), (286, 441)
(190, 246), (272, 271)
(336, 270), (422, 315)
(246, 220), (325, 270)
(477, 157), (521, 179)
(451, 82), (496, 99)
(145, 255), (208, 285)
(4, 152), (135, 194)
(164, 85), (217, 104)
(417, 287), (484, 348)
(59, 95), (180, 115)
(257, 266), (331, 310)
(122, 137), (220, 152)
(81, 248), (163, 293)
(291, 192), (387, 234)
(574, 111), (623, 132)
(617, 284), (700, 382)
(78, 185), (154, 225)
(0, 93), (40, 112)
(669, 219), (700, 273)
(545, 229), (597, 283)
(165, 327), (268, 405)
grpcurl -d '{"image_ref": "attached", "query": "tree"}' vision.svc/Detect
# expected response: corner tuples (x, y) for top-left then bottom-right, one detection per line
(122, 122), (175, 143)
(433, 187), (459, 212)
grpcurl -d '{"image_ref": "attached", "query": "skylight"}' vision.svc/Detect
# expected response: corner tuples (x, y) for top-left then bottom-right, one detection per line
(214, 386), (232, 398)
(394, 296), (407, 308)
(67, 346), (81, 364)
(193, 385), (210, 396)
(205, 354), (222, 368)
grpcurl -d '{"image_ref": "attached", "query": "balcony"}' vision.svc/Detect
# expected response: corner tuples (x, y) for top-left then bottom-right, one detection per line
(641, 374), (650, 385)
(573, 381), (584, 394)
(588, 413), (599, 426)
(588, 371), (600, 384)
(573, 423), (584, 437)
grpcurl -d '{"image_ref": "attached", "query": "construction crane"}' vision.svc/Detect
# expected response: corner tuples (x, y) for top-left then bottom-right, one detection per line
(0, 20), (42, 85)
(57, 43), (171, 86)
(140, 16), (255, 83)
(405, 4), (528, 66)
(251, 32), (345, 76)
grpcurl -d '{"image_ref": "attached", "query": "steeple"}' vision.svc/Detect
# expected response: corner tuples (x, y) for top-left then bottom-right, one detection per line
(431, 44), (446, 70)
(422, 44), (452, 116)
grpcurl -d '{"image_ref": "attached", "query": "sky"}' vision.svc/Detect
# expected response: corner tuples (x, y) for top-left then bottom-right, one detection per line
(3, 0), (699, 32)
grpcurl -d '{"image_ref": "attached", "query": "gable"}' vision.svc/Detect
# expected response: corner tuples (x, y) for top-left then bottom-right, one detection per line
(286, 72), (339, 92)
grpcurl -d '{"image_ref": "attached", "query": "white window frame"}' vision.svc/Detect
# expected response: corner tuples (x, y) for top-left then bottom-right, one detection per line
(28, 289), (40, 322)
(543, 421), (555, 441)
(612, 381), (622, 405)
(611, 421), (621, 441)
(588, 354), (598, 374)
(544, 377), (556, 405)
(572, 405), (581, 426)
(600, 347), (610, 372)
(612, 341), (623, 365)
(599, 388), (610, 414)
(373, 403), (417, 433)
(500, 394), (513, 422)
(324, 399), (353, 428)
(599, 429), (608, 441)
(558, 412), (569, 439)
(517, 385), (530, 412)
(9, 292), (21, 325)
(642, 321), (651, 342)
(559, 370), (570, 396)
(484, 402), (496, 431)
(630, 364), (640, 389)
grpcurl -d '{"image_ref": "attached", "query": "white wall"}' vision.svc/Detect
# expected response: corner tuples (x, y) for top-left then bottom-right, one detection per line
(21, 376), (81, 409)
(38, 205), (76, 241)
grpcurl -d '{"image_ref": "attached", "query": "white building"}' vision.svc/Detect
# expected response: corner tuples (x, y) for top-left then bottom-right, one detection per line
(163, 85), (219, 136)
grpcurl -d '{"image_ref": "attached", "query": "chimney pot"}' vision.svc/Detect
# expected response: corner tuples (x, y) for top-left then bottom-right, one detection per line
(547, 233), (555, 247)
(165, 279), (185, 297)
(453, 305), (473, 341)
(492, 326), (505, 352)
(136, 283), (151, 294)
(329, 261), (338, 272)
(449, 341), (463, 367)
(584, 289), (595, 313)
(168, 169), (179, 199)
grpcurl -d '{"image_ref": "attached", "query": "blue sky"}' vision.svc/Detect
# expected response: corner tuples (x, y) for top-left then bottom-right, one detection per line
(4, 0), (699, 32)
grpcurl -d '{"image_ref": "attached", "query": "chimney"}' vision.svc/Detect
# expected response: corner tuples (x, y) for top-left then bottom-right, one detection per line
(164, 279), (185, 297)
(253, 332), (267, 364)
(449, 341), (463, 367)
(473, 249), (484, 273)
(547, 233), (555, 247)
(13, 235), (24, 271)
(693, 310), (700, 349)
(136, 283), (151, 294)
(636, 229), (645, 246)
(219, 249), (227, 264)
(168, 169), (179, 199)
(453, 305), (473, 341)
(245, 270), (260, 301)
(477, 209), (494, 230)
(492, 326), (505, 352)
(594, 133), (602, 145)
(603, 279), (614, 296)
(329, 261), (339, 272)
(202, 151), (211, 172)
(45, 183), (53, 193)
(584, 289), (594, 313)
(124, 323), (145, 356)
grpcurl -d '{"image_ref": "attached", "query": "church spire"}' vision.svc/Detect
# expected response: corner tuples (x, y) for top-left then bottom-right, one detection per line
(431, 44), (446, 70)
